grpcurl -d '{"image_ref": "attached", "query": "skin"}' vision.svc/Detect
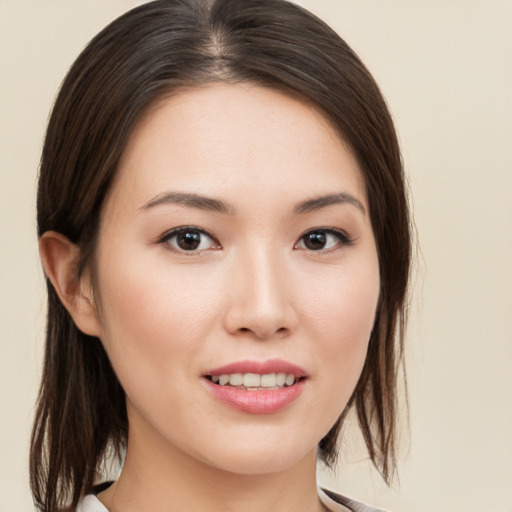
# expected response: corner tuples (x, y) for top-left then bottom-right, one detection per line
(41, 83), (380, 512)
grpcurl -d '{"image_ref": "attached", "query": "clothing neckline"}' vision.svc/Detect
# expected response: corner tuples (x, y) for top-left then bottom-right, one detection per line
(77, 485), (382, 512)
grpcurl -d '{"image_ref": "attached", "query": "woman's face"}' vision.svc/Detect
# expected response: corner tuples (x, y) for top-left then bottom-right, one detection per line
(92, 83), (380, 475)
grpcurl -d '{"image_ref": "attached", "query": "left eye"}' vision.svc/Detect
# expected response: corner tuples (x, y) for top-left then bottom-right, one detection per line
(295, 229), (350, 251)
(161, 227), (219, 252)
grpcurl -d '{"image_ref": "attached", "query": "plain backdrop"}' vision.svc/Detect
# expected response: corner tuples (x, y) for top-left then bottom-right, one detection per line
(0, 1), (511, 511)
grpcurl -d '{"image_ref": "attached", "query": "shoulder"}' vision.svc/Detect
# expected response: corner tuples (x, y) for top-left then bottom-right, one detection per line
(319, 488), (388, 512)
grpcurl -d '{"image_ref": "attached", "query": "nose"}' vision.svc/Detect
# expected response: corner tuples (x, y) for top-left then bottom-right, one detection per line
(222, 246), (297, 340)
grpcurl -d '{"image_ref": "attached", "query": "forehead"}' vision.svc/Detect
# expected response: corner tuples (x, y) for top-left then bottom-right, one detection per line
(110, 83), (367, 213)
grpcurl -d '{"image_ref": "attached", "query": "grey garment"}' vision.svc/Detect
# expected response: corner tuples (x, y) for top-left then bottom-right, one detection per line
(320, 488), (387, 512)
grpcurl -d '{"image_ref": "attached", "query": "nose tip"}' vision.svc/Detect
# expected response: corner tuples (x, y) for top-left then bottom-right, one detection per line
(224, 308), (294, 341)
(222, 255), (297, 341)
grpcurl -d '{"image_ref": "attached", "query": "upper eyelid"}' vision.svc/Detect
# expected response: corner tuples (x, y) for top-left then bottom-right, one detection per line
(294, 227), (355, 251)
(158, 225), (217, 243)
(298, 227), (353, 241)
(155, 226), (221, 255)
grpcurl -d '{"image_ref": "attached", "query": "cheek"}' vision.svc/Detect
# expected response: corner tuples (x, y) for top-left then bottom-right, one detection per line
(94, 253), (221, 390)
(300, 257), (380, 411)
(304, 255), (379, 343)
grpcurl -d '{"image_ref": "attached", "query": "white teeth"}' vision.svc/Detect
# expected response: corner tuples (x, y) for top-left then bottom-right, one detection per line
(276, 373), (286, 386)
(260, 373), (276, 387)
(211, 372), (298, 388)
(243, 373), (261, 387)
(229, 373), (243, 386)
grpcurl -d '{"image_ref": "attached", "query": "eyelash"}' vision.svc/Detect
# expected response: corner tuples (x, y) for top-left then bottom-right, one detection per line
(157, 226), (354, 254)
(158, 226), (220, 255)
(295, 228), (354, 252)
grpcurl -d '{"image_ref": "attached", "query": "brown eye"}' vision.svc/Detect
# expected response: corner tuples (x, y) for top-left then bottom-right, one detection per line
(176, 230), (202, 250)
(162, 227), (219, 252)
(303, 232), (327, 250)
(296, 229), (352, 251)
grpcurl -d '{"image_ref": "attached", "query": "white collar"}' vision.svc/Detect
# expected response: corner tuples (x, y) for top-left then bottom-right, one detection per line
(76, 486), (379, 512)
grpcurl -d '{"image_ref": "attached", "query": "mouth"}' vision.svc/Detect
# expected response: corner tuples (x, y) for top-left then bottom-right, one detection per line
(202, 360), (308, 414)
(205, 372), (306, 390)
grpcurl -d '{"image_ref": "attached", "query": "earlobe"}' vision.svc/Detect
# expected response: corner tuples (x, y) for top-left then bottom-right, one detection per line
(39, 231), (101, 337)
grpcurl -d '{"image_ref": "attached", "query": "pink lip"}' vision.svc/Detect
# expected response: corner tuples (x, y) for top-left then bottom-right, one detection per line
(205, 359), (307, 377)
(202, 359), (307, 415)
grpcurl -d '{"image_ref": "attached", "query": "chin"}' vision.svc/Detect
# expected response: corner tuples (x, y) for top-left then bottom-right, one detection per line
(192, 431), (317, 476)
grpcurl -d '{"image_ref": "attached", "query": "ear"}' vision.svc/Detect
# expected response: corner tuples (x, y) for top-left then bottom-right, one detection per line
(39, 231), (101, 337)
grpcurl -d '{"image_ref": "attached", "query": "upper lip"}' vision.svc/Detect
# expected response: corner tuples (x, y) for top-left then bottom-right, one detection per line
(205, 359), (307, 378)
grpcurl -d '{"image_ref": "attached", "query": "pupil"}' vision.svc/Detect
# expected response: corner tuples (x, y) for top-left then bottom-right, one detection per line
(177, 231), (201, 250)
(305, 232), (326, 250)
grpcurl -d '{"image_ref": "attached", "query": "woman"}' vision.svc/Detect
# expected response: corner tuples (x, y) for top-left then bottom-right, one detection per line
(31, 1), (411, 511)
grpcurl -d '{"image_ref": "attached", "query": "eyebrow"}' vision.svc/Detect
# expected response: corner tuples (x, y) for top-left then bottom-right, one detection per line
(141, 190), (365, 216)
(141, 191), (233, 215)
(293, 193), (366, 215)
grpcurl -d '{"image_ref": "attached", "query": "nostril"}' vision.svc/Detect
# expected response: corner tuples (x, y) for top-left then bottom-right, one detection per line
(234, 325), (289, 339)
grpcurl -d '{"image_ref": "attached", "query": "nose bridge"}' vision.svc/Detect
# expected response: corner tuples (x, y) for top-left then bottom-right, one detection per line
(224, 240), (295, 339)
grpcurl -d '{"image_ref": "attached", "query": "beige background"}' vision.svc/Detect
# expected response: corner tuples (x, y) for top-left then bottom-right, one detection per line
(0, 1), (511, 511)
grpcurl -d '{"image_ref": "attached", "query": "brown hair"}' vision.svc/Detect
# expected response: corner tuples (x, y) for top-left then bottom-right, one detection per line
(32, 0), (410, 510)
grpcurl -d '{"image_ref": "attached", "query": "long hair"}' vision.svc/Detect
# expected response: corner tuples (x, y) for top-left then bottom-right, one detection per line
(32, 1), (411, 510)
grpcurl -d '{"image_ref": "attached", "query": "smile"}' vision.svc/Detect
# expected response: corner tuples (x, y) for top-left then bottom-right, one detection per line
(203, 360), (308, 414)
(207, 372), (300, 389)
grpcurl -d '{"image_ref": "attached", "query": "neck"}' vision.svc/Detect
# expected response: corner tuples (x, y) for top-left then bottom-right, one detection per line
(99, 418), (326, 512)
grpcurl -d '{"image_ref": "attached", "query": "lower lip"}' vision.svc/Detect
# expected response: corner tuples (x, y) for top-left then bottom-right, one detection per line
(203, 378), (306, 414)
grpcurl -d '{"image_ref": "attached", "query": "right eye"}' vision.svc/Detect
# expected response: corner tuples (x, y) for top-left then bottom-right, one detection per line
(160, 227), (221, 253)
